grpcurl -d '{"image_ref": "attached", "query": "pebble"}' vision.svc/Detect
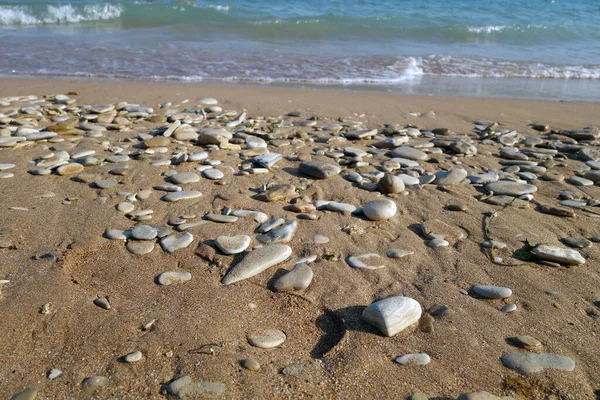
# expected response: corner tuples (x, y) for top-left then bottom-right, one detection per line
(222, 244), (292, 285)
(162, 190), (202, 202)
(205, 214), (238, 223)
(386, 249), (414, 258)
(391, 146), (428, 161)
(472, 285), (512, 299)
(394, 353), (431, 366)
(160, 232), (194, 253)
(347, 253), (385, 269)
(123, 350), (143, 363)
(502, 303), (517, 313)
(513, 335), (542, 350)
(299, 160), (341, 179)
(248, 329), (286, 348)
(501, 352), (575, 373)
(126, 240), (155, 255)
(435, 168), (468, 186)
(377, 173), (405, 194)
(362, 296), (422, 337)
(257, 218), (285, 233)
(562, 237), (592, 248)
(10, 389), (37, 400)
(215, 235), (251, 255)
(203, 169), (224, 180)
(171, 172), (200, 184)
(157, 271), (192, 285)
(257, 220), (297, 244)
(363, 199), (397, 221)
(240, 358), (261, 371)
(253, 153), (282, 168)
(48, 369), (63, 379)
(312, 234), (329, 244)
(116, 202), (135, 213)
(167, 376), (226, 399)
(93, 297), (111, 310)
(485, 181), (538, 196)
(272, 263), (313, 292)
(531, 244), (585, 265)
(56, 163), (84, 175)
(81, 375), (108, 392)
(131, 225), (157, 240)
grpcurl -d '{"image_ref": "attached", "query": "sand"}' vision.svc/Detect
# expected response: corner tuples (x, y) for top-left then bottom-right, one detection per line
(0, 78), (599, 399)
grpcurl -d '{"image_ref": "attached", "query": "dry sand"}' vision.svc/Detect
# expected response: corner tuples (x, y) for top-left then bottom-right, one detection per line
(0, 78), (599, 399)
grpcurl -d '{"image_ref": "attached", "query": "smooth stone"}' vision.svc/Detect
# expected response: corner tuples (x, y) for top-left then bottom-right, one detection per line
(231, 210), (268, 223)
(391, 146), (428, 161)
(312, 234), (329, 244)
(10, 389), (37, 400)
(482, 240), (507, 249)
(514, 335), (542, 350)
(253, 153), (282, 168)
(162, 190), (202, 202)
(363, 199), (397, 221)
(377, 173), (405, 194)
(397, 173), (420, 186)
(562, 237), (592, 248)
(203, 169), (224, 180)
(458, 393), (516, 400)
(532, 245), (585, 265)
(540, 205), (575, 217)
(157, 271), (192, 285)
(394, 353), (431, 366)
(154, 184), (182, 192)
(81, 376), (108, 392)
(222, 244), (292, 285)
(502, 303), (517, 313)
(485, 181), (538, 196)
(468, 172), (499, 184)
(362, 296), (422, 337)
(93, 179), (118, 189)
(559, 199), (587, 208)
(272, 263), (313, 292)
(56, 163), (84, 175)
(240, 358), (260, 371)
(485, 195), (530, 208)
(472, 285), (512, 299)
(434, 168), (468, 186)
(171, 172), (200, 184)
(160, 232), (194, 253)
(126, 240), (155, 255)
(248, 329), (286, 348)
(257, 218), (285, 233)
(347, 254), (385, 270)
(428, 238), (449, 248)
(0, 163), (15, 170)
(215, 235), (251, 255)
(299, 160), (341, 179)
(386, 249), (414, 258)
(257, 220), (297, 244)
(94, 297), (111, 310)
(167, 376), (225, 399)
(567, 176), (594, 186)
(48, 369), (62, 379)
(131, 225), (158, 240)
(255, 184), (296, 202)
(326, 201), (358, 214)
(116, 202), (135, 213)
(205, 214), (238, 223)
(501, 352), (575, 373)
(123, 351), (143, 363)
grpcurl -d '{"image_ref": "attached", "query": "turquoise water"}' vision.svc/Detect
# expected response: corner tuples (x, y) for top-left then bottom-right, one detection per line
(1, 0), (600, 100)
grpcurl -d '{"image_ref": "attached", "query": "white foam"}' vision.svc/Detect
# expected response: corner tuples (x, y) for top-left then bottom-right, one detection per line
(0, 3), (123, 25)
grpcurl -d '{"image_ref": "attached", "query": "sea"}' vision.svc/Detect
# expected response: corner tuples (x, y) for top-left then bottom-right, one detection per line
(1, 0), (600, 101)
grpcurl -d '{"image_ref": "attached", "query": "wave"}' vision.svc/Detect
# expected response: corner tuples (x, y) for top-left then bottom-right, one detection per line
(0, 4), (123, 25)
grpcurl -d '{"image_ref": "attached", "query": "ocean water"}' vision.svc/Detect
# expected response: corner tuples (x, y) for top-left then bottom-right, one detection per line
(1, 0), (600, 100)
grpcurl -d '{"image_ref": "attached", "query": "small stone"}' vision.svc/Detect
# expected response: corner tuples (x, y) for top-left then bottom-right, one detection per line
(81, 375), (108, 392)
(427, 238), (449, 248)
(257, 220), (297, 244)
(501, 352), (575, 373)
(126, 240), (155, 255)
(502, 304), (517, 313)
(157, 271), (192, 285)
(56, 163), (84, 175)
(253, 153), (282, 168)
(48, 369), (62, 379)
(272, 263), (313, 292)
(567, 176), (594, 186)
(93, 180), (118, 189)
(240, 358), (260, 371)
(203, 169), (224, 180)
(562, 237), (592, 248)
(215, 235), (251, 255)
(299, 161), (341, 179)
(362, 296), (422, 337)
(248, 329), (286, 348)
(312, 235), (329, 244)
(377, 173), (405, 194)
(472, 285), (512, 299)
(485, 181), (538, 196)
(363, 199), (397, 221)
(392, 146), (428, 161)
(160, 232), (194, 253)
(94, 297), (111, 310)
(347, 254), (385, 269)
(222, 244), (292, 285)
(457, 393), (516, 400)
(532, 245), (585, 265)
(116, 202), (135, 213)
(435, 168), (468, 186)
(171, 172), (200, 184)
(205, 214), (238, 223)
(162, 190), (202, 202)
(513, 335), (542, 350)
(394, 353), (431, 366)
(10, 389), (37, 400)
(255, 184), (296, 202)
(131, 225), (158, 240)
(123, 351), (143, 363)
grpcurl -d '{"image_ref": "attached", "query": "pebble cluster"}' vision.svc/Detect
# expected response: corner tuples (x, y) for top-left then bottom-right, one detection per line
(1, 93), (598, 399)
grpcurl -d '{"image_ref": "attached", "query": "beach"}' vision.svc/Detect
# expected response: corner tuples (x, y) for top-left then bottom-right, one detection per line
(1, 77), (599, 399)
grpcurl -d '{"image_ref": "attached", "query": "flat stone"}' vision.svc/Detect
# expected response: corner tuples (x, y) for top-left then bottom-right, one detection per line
(131, 225), (158, 240)
(457, 393), (516, 400)
(203, 169), (224, 180)
(240, 358), (260, 371)
(0, 163), (15, 170)
(299, 161), (341, 179)
(391, 146), (428, 161)
(56, 163), (84, 175)
(472, 285), (512, 299)
(562, 237), (593, 248)
(93, 297), (111, 310)
(253, 153), (282, 168)
(540, 205), (575, 217)
(257, 220), (297, 244)
(154, 184), (182, 192)
(160, 232), (194, 253)
(10, 389), (37, 400)
(248, 329), (286, 348)
(567, 176), (594, 186)
(502, 304), (518, 313)
(532, 245), (585, 265)
(312, 235), (329, 244)
(123, 351), (143, 363)
(501, 352), (575, 373)
(126, 240), (155, 255)
(81, 376), (108, 392)
(257, 218), (285, 233)
(513, 335), (542, 350)
(394, 353), (431, 366)
(485, 195), (530, 208)
(347, 253), (385, 269)
(272, 263), (313, 292)
(362, 296), (422, 337)
(231, 210), (268, 223)
(397, 173), (420, 186)
(485, 181), (538, 196)
(167, 376), (226, 399)
(162, 190), (202, 202)
(363, 199), (397, 221)
(171, 172), (200, 184)
(386, 249), (414, 258)
(435, 168), (468, 186)
(158, 271), (192, 285)
(256, 184), (296, 202)
(48, 369), (62, 380)
(116, 202), (135, 213)
(222, 244), (292, 285)
(215, 235), (251, 255)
